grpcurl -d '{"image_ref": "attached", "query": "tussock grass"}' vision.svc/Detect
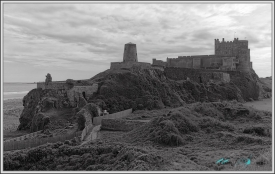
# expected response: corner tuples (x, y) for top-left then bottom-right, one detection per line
(125, 111), (199, 146)
(229, 147), (272, 171)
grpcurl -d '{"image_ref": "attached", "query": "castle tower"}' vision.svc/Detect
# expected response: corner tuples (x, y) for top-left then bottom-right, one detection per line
(214, 38), (250, 72)
(123, 42), (138, 62)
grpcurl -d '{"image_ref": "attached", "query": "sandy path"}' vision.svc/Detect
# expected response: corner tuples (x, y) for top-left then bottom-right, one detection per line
(243, 98), (272, 112)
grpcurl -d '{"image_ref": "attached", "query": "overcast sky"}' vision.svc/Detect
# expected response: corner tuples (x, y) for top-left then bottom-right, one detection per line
(2, 3), (272, 82)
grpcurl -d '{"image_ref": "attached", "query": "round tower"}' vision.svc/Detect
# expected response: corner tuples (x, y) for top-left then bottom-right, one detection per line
(123, 42), (138, 62)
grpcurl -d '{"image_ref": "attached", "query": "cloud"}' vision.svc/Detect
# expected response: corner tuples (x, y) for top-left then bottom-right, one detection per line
(3, 3), (272, 82)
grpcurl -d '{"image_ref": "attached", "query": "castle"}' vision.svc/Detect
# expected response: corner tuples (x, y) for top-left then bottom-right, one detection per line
(152, 38), (252, 72)
(36, 38), (253, 107)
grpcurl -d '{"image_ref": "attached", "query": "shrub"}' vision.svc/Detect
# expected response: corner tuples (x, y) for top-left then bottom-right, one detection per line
(199, 117), (235, 132)
(243, 126), (268, 136)
(191, 103), (224, 120)
(151, 120), (184, 146)
(169, 111), (199, 134)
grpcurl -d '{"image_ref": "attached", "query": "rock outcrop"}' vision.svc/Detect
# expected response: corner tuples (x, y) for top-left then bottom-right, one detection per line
(76, 103), (100, 130)
(30, 112), (50, 132)
(88, 67), (267, 113)
(18, 88), (72, 131)
(18, 66), (270, 132)
(78, 96), (87, 110)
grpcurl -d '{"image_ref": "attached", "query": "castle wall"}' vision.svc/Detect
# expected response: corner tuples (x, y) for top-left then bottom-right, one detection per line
(123, 43), (138, 62)
(221, 57), (236, 71)
(152, 58), (167, 67)
(110, 61), (151, 70)
(164, 67), (231, 83)
(236, 48), (250, 72)
(200, 56), (223, 69)
(37, 82), (69, 90)
(193, 58), (201, 69)
(167, 57), (193, 68)
(67, 83), (98, 107)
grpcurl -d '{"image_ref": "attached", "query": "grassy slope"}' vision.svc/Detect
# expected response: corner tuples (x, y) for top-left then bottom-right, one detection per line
(3, 101), (272, 171)
(259, 77), (272, 89)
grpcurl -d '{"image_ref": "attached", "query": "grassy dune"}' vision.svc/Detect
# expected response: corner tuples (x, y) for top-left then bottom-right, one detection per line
(3, 100), (272, 171)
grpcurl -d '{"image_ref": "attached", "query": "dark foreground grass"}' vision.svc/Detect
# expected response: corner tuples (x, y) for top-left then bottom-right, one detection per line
(3, 101), (272, 171)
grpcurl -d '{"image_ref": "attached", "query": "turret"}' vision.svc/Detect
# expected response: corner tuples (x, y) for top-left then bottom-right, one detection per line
(123, 42), (138, 62)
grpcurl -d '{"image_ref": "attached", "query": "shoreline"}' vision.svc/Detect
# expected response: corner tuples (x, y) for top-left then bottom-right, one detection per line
(3, 98), (23, 101)
(242, 98), (272, 112)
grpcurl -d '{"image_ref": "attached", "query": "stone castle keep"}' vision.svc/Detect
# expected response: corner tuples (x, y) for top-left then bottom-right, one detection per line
(152, 38), (252, 71)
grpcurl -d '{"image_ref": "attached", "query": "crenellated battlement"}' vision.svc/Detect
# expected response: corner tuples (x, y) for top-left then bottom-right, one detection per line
(214, 37), (250, 71)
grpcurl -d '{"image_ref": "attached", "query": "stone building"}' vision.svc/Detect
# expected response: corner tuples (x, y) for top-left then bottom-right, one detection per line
(110, 42), (151, 70)
(152, 38), (253, 72)
(37, 76), (98, 107)
(123, 42), (138, 62)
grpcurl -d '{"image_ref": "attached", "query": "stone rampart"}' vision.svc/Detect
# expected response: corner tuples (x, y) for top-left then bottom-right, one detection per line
(164, 67), (231, 83)
(37, 82), (68, 90)
(110, 62), (151, 70)
(152, 58), (167, 67)
(67, 84), (98, 106)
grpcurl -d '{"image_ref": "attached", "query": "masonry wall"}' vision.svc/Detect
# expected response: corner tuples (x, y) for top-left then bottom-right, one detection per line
(110, 62), (151, 70)
(167, 57), (193, 68)
(221, 57), (236, 70)
(215, 38), (250, 72)
(152, 58), (167, 67)
(37, 82), (69, 90)
(123, 43), (138, 62)
(193, 58), (201, 69)
(168, 55), (223, 69)
(201, 56), (223, 69)
(164, 67), (231, 83)
(67, 84), (98, 106)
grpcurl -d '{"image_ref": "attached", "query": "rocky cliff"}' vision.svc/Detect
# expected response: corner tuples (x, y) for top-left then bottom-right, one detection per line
(18, 88), (71, 131)
(88, 67), (270, 114)
(18, 66), (271, 132)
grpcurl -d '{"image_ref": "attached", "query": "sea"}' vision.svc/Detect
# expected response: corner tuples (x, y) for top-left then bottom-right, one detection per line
(3, 83), (37, 100)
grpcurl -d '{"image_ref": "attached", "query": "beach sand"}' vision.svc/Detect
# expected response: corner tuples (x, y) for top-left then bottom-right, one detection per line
(243, 98), (272, 112)
(3, 98), (23, 131)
